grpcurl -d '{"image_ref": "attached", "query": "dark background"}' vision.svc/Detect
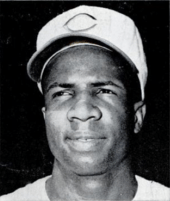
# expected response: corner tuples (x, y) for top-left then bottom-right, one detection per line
(0, 1), (169, 195)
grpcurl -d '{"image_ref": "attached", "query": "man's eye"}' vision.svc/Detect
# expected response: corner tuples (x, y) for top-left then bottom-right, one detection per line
(52, 91), (73, 99)
(96, 89), (116, 95)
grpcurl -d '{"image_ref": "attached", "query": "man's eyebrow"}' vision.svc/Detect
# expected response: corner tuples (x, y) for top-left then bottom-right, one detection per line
(91, 81), (123, 89)
(47, 82), (74, 92)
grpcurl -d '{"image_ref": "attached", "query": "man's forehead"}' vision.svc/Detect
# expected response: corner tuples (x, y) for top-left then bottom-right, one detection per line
(42, 45), (130, 80)
(41, 45), (132, 93)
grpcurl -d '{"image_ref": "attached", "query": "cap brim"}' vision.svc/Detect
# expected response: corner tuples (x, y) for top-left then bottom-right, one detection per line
(27, 33), (137, 82)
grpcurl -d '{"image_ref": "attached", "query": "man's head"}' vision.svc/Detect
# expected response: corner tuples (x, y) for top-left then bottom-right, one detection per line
(40, 44), (145, 175)
(27, 6), (147, 175)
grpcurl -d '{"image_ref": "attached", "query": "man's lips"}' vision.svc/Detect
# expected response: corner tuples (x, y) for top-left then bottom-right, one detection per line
(67, 136), (106, 140)
(66, 132), (106, 140)
(66, 132), (106, 151)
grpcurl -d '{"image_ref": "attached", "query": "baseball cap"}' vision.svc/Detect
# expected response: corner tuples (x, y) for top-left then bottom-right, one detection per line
(27, 5), (148, 100)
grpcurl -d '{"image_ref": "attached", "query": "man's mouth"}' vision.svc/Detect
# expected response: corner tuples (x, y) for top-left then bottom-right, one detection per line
(76, 138), (97, 142)
(66, 133), (106, 152)
(66, 135), (106, 142)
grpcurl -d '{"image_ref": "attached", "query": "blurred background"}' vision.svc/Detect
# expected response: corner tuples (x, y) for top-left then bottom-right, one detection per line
(0, 1), (169, 195)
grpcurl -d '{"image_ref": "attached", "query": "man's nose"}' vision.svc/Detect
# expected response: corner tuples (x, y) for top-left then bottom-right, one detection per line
(67, 99), (102, 122)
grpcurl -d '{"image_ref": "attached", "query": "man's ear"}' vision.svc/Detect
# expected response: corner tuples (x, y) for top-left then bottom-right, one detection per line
(134, 101), (146, 133)
(42, 107), (46, 119)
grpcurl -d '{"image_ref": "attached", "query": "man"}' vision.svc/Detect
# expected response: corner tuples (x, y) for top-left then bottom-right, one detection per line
(1, 5), (169, 201)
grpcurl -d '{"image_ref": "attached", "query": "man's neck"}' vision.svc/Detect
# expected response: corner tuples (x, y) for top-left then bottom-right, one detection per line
(46, 160), (137, 201)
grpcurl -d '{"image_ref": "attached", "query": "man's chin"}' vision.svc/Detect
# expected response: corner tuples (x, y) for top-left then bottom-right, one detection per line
(67, 155), (108, 176)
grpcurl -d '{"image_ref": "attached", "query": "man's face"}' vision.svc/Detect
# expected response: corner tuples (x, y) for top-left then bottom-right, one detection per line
(42, 45), (135, 176)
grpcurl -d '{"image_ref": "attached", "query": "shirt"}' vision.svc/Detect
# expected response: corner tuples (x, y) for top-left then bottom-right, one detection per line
(1, 175), (169, 200)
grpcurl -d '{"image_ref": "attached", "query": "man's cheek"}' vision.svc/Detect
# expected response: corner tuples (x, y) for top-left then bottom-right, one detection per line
(45, 110), (64, 130)
(45, 122), (58, 147)
(45, 116), (61, 140)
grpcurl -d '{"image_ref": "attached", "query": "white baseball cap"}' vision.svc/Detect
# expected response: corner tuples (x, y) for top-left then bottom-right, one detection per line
(27, 5), (148, 100)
